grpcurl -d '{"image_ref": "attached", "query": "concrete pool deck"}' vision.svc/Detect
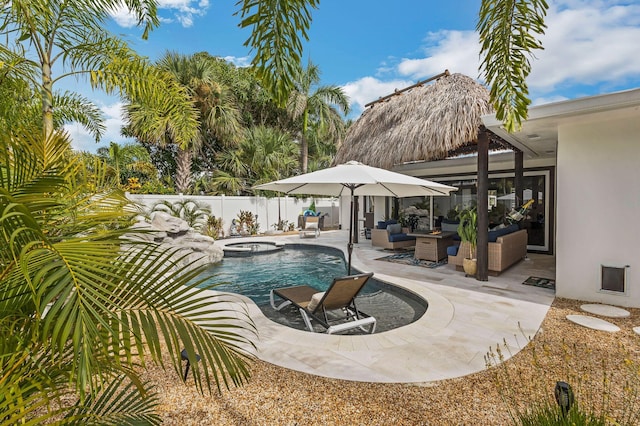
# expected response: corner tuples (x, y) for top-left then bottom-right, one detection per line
(215, 230), (555, 383)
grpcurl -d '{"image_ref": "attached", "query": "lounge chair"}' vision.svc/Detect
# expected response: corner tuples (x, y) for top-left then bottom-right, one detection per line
(299, 216), (320, 238)
(269, 272), (376, 334)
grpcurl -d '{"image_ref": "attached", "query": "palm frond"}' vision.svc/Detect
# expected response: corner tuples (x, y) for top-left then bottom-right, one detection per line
(65, 375), (161, 426)
(53, 91), (106, 142)
(237, 0), (320, 106)
(478, 0), (548, 132)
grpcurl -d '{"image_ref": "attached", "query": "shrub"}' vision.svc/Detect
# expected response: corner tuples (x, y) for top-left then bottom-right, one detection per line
(237, 210), (259, 235)
(205, 215), (224, 239)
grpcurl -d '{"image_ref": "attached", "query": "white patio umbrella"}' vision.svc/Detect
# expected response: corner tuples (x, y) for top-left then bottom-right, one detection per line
(254, 161), (457, 273)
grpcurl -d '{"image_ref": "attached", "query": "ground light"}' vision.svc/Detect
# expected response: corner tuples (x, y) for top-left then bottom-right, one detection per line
(181, 348), (201, 381)
(554, 381), (574, 416)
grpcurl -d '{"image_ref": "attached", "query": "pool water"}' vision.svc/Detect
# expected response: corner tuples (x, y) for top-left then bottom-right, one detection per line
(199, 244), (427, 333)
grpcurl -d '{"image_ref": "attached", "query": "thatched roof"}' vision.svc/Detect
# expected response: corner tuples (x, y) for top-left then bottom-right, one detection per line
(334, 72), (500, 169)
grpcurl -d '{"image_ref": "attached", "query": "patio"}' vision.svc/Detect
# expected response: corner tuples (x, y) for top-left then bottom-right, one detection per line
(213, 229), (556, 383)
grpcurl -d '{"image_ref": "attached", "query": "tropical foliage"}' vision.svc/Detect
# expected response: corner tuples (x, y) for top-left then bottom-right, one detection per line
(457, 207), (478, 258)
(0, 0), (199, 148)
(212, 125), (299, 195)
(477, 0), (549, 132)
(96, 142), (157, 188)
(125, 52), (243, 194)
(237, 0), (320, 106)
(0, 124), (254, 424)
(152, 198), (212, 232)
(287, 60), (350, 173)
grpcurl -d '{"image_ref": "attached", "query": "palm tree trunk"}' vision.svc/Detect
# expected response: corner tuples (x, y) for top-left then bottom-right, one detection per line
(41, 59), (55, 166)
(300, 111), (309, 173)
(175, 148), (193, 194)
(300, 133), (309, 174)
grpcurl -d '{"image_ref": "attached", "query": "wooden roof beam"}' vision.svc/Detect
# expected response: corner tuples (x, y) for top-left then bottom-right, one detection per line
(364, 70), (451, 108)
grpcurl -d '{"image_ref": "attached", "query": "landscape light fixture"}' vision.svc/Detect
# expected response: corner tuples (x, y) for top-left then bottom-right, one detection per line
(181, 348), (201, 381)
(554, 381), (574, 416)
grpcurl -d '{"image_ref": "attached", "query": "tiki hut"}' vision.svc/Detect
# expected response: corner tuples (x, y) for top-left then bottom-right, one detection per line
(334, 72), (509, 168)
(335, 71), (522, 282)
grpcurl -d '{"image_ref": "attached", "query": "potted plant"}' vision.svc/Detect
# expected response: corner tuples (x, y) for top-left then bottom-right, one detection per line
(457, 207), (478, 276)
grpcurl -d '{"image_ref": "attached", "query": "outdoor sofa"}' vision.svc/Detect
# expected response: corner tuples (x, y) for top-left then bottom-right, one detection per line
(447, 226), (528, 274)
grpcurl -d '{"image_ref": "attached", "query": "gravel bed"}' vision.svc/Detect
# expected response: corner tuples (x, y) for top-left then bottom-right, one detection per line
(142, 298), (640, 425)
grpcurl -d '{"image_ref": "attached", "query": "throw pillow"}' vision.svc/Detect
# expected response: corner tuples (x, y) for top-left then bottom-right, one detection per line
(305, 221), (318, 229)
(386, 223), (402, 235)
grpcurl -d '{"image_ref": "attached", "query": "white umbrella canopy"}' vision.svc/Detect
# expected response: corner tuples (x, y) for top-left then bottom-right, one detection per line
(254, 161), (457, 197)
(254, 161), (458, 274)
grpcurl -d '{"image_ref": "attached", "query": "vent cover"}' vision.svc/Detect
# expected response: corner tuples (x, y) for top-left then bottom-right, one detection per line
(601, 265), (627, 293)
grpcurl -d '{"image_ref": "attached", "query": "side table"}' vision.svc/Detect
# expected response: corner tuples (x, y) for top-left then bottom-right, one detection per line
(408, 231), (457, 262)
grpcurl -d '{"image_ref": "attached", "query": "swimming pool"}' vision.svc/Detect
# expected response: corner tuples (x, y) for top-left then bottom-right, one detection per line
(199, 244), (428, 333)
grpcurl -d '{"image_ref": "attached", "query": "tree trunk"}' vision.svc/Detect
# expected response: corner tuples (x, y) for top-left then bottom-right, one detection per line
(41, 59), (55, 164)
(300, 132), (308, 174)
(300, 110), (309, 173)
(175, 148), (193, 194)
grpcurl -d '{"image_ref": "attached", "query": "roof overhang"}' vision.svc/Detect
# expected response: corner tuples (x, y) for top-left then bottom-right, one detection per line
(482, 88), (640, 159)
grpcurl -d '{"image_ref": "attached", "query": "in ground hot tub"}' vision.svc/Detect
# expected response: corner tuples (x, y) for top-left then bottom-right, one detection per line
(223, 241), (285, 257)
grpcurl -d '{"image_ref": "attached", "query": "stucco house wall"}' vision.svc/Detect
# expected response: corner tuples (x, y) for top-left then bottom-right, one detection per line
(555, 111), (640, 307)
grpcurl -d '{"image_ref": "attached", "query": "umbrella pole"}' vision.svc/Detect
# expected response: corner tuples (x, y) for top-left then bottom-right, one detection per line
(347, 187), (354, 275)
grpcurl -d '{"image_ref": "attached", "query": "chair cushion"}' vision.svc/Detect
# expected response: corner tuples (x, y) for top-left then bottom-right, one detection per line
(388, 233), (415, 243)
(307, 291), (325, 311)
(447, 245), (459, 256)
(386, 223), (402, 236)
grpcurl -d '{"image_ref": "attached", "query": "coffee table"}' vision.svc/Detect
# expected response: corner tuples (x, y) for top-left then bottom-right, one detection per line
(407, 231), (457, 262)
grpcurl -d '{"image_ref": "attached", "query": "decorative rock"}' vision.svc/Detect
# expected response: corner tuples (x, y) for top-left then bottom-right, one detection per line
(151, 211), (191, 234)
(566, 315), (620, 332)
(633, 326), (640, 336)
(580, 303), (630, 318)
(125, 213), (223, 265)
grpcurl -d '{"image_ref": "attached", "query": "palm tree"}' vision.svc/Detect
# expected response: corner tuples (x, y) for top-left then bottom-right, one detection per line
(305, 121), (340, 172)
(0, 0), (199, 152)
(96, 141), (158, 187)
(126, 52), (242, 194)
(287, 60), (350, 173)
(0, 123), (254, 424)
(213, 126), (298, 194)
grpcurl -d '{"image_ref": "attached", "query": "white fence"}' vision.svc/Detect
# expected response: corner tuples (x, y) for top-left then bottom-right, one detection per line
(126, 193), (342, 237)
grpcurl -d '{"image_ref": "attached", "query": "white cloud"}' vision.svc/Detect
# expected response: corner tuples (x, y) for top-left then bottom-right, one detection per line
(397, 30), (481, 80)
(110, 6), (139, 28)
(66, 102), (134, 153)
(375, 0), (640, 101)
(341, 77), (414, 117)
(527, 1), (640, 92)
(110, 0), (209, 29)
(223, 55), (252, 68)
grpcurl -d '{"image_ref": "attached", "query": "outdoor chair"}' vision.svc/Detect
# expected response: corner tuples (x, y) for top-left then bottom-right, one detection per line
(299, 216), (320, 238)
(269, 272), (376, 334)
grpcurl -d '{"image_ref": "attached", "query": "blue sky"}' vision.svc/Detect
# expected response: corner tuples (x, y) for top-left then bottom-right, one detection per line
(65, 0), (640, 152)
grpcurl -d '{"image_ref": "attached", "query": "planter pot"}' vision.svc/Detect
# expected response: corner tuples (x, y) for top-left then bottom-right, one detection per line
(462, 258), (477, 277)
